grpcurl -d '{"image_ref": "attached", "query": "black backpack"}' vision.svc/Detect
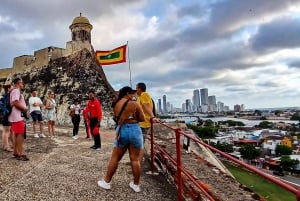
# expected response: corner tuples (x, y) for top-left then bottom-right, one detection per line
(0, 92), (12, 123)
(151, 98), (156, 117)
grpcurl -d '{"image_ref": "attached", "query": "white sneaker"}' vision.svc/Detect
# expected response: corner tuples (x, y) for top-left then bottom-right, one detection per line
(34, 134), (40, 138)
(72, 135), (78, 139)
(98, 179), (111, 190)
(129, 181), (141, 193)
(39, 133), (46, 138)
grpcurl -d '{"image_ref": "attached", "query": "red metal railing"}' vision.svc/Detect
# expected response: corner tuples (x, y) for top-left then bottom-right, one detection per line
(149, 120), (300, 201)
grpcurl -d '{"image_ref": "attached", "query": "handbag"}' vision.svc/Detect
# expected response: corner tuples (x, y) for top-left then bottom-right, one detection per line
(69, 110), (75, 118)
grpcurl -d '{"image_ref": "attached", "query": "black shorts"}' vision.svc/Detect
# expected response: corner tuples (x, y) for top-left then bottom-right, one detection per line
(30, 111), (43, 122)
(2, 115), (11, 126)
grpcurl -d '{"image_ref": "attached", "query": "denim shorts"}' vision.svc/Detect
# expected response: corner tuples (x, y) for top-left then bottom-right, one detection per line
(114, 123), (143, 149)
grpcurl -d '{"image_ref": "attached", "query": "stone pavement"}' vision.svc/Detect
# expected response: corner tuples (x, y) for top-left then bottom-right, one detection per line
(0, 125), (177, 201)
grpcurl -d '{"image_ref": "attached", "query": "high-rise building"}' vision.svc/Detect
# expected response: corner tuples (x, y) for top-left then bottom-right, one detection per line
(158, 98), (162, 114)
(185, 99), (192, 113)
(162, 95), (167, 114)
(182, 103), (186, 113)
(193, 89), (200, 112)
(167, 102), (171, 113)
(224, 105), (230, 112)
(217, 101), (224, 112)
(241, 104), (245, 111)
(200, 88), (208, 113)
(208, 95), (217, 112)
(234, 104), (241, 112)
(200, 88), (208, 105)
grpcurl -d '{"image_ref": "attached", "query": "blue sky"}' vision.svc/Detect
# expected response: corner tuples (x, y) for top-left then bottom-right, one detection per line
(1, 0), (300, 109)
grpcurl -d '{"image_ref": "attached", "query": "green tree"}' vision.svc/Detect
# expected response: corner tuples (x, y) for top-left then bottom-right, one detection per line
(226, 120), (245, 127)
(187, 124), (217, 138)
(215, 142), (234, 153)
(275, 145), (292, 156)
(254, 110), (262, 116)
(280, 155), (299, 171)
(274, 110), (282, 116)
(257, 121), (273, 129)
(198, 127), (217, 138)
(291, 112), (300, 121)
(239, 144), (261, 161)
(204, 119), (214, 127)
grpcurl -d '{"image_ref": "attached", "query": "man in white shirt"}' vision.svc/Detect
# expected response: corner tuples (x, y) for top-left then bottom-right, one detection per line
(29, 89), (45, 138)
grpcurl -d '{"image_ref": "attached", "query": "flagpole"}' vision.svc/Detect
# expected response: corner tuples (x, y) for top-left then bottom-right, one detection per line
(127, 41), (132, 88)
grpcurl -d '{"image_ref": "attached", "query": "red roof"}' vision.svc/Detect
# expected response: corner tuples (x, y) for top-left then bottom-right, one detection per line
(236, 139), (260, 143)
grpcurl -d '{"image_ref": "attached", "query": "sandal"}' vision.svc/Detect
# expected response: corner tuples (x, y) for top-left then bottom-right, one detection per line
(16, 155), (29, 161)
(4, 147), (13, 152)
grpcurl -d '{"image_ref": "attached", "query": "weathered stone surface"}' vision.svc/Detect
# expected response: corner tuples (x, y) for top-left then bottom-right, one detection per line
(0, 125), (178, 201)
(10, 48), (116, 128)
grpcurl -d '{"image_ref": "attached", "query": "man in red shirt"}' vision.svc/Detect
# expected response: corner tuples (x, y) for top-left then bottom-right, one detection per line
(87, 90), (102, 150)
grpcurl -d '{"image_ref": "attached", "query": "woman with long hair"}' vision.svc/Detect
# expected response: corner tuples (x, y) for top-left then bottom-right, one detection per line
(98, 86), (145, 193)
(45, 91), (56, 137)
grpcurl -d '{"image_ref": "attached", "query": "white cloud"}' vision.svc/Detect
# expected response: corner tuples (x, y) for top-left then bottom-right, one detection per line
(1, 0), (300, 109)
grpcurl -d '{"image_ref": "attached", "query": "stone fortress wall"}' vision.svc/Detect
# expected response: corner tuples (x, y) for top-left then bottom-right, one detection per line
(0, 14), (117, 128)
(0, 13), (93, 85)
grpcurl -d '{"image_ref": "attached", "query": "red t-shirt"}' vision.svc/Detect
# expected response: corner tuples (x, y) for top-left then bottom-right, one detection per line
(82, 107), (89, 122)
(87, 98), (102, 122)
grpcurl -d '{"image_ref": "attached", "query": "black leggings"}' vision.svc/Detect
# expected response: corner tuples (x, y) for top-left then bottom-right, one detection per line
(72, 114), (81, 136)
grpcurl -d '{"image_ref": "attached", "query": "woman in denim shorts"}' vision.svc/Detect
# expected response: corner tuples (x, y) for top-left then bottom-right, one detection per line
(98, 86), (145, 193)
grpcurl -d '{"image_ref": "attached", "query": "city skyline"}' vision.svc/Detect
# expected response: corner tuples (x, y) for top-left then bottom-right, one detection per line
(156, 87), (232, 113)
(1, 1), (300, 109)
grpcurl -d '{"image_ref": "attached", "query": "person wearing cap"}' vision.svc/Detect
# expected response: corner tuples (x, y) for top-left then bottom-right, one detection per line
(9, 77), (29, 161)
(70, 98), (81, 139)
(29, 88), (45, 138)
(87, 90), (102, 150)
(98, 86), (145, 192)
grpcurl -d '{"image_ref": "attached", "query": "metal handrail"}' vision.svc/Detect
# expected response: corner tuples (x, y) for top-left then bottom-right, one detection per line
(149, 120), (300, 201)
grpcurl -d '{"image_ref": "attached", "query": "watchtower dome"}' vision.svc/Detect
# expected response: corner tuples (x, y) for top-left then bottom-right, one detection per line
(69, 13), (93, 43)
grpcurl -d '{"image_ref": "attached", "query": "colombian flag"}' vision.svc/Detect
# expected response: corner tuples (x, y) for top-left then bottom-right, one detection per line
(96, 45), (127, 65)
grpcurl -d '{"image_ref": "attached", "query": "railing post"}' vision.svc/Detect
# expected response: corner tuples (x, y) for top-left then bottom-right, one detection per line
(150, 118), (155, 173)
(175, 128), (183, 201)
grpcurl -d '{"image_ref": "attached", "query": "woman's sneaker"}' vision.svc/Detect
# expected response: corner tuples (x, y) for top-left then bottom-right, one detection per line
(129, 181), (141, 193)
(97, 179), (111, 190)
(39, 133), (46, 138)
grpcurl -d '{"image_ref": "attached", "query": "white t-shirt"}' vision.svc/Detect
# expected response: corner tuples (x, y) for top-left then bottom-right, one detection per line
(29, 96), (42, 112)
(70, 104), (81, 115)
